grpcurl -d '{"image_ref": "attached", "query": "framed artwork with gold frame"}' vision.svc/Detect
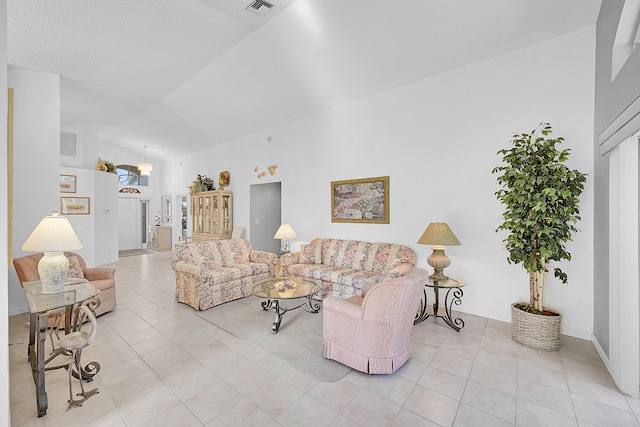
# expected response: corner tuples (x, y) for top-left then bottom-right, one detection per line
(61, 197), (90, 215)
(59, 174), (76, 193)
(331, 176), (389, 224)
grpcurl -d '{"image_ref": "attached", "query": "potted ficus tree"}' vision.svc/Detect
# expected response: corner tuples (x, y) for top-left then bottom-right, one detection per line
(493, 123), (587, 351)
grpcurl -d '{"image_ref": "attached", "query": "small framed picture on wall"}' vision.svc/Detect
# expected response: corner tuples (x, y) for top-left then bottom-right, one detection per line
(59, 174), (76, 193)
(61, 197), (90, 215)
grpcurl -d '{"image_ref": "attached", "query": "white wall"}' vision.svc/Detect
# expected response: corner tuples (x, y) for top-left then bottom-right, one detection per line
(60, 125), (100, 169)
(8, 68), (61, 316)
(59, 167), (119, 267)
(95, 171), (119, 265)
(167, 26), (596, 338)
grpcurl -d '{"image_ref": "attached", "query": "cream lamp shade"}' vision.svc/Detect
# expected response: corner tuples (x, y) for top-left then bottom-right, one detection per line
(417, 222), (461, 282)
(274, 223), (297, 254)
(22, 211), (83, 294)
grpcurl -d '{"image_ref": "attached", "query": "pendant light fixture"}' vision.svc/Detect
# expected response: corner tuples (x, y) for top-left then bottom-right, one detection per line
(138, 145), (153, 177)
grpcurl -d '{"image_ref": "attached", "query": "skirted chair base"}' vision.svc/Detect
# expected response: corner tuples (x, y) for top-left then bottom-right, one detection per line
(323, 340), (411, 375)
(322, 268), (429, 374)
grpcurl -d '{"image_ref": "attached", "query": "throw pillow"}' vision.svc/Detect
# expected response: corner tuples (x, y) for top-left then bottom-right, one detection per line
(300, 243), (322, 264)
(67, 255), (85, 279)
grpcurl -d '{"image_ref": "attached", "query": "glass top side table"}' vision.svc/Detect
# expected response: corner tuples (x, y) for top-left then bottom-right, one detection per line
(23, 280), (100, 417)
(414, 277), (465, 332)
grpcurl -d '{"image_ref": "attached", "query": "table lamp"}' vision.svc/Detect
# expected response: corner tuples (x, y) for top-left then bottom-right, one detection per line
(21, 211), (83, 294)
(274, 223), (296, 254)
(417, 222), (461, 282)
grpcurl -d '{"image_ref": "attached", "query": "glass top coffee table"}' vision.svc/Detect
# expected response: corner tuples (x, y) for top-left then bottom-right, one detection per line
(250, 277), (322, 334)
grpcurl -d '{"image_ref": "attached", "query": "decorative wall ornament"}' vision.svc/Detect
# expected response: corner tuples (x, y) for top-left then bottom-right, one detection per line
(219, 171), (230, 189)
(255, 164), (278, 179)
(119, 188), (141, 193)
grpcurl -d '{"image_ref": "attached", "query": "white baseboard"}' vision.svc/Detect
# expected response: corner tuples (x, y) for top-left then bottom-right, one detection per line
(591, 333), (610, 371)
(9, 305), (29, 317)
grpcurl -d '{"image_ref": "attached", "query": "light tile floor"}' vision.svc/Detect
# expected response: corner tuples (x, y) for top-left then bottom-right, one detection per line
(9, 251), (640, 426)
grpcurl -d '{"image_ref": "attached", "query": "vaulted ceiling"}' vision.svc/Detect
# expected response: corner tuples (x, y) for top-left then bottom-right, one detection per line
(8, 0), (601, 160)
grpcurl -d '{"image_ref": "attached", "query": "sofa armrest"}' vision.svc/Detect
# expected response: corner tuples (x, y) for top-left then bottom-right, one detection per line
(280, 251), (300, 267)
(172, 260), (202, 276)
(378, 263), (414, 281)
(250, 250), (278, 266)
(84, 267), (115, 281)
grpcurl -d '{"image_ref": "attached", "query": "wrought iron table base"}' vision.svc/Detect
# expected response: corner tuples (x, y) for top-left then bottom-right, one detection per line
(261, 296), (321, 334)
(28, 302), (101, 417)
(414, 281), (465, 332)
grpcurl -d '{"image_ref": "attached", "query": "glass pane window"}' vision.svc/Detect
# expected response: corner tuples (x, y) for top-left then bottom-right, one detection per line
(117, 164), (148, 186)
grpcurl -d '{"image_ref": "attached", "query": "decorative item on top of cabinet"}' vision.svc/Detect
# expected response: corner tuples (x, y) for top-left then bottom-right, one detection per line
(190, 190), (232, 242)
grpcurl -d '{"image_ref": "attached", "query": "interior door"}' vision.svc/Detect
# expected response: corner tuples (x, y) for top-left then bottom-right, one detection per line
(118, 197), (139, 250)
(250, 182), (281, 253)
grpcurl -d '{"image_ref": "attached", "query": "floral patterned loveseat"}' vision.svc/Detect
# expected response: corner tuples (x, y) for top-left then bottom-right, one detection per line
(280, 238), (416, 299)
(172, 239), (277, 310)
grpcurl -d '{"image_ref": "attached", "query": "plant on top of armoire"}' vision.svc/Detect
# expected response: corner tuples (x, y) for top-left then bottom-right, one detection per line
(492, 123), (587, 351)
(189, 174), (215, 195)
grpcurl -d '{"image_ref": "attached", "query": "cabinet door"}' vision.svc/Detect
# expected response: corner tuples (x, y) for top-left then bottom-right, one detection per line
(204, 195), (213, 235)
(191, 195), (202, 234)
(210, 194), (219, 237)
(220, 193), (232, 238)
(148, 226), (158, 248)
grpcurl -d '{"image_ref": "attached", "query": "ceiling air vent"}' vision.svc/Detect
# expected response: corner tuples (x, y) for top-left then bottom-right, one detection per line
(245, 0), (274, 16)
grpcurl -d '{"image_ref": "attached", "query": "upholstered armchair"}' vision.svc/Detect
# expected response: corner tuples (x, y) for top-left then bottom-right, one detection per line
(322, 267), (429, 374)
(13, 252), (116, 318)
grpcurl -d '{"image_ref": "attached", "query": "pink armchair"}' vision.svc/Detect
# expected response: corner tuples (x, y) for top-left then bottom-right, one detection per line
(13, 252), (116, 318)
(322, 267), (429, 374)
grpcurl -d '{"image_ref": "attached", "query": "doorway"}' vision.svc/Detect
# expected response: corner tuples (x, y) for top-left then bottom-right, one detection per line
(118, 198), (139, 250)
(140, 199), (149, 247)
(250, 182), (281, 253)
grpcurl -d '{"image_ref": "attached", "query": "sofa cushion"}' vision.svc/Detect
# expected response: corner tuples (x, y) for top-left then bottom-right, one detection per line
(321, 239), (370, 270)
(217, 239), (251, 266)
(286, 263), (328, 279)
(317, 267), (380, 287)
(203, 262), (270, 283)
(67, 255), (85, 279)
(175, 242), (225, 270)
(362, 243), (417, 272)
(287, 264), (380, 288)
(300, 243), (322, 264)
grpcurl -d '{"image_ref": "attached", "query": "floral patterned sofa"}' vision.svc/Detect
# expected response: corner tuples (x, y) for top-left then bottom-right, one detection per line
(280, 238), (416, 299)
(172, 239), (277, 311)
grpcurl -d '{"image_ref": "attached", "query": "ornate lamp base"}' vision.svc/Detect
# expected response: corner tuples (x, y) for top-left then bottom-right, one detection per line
(427, 246), (450, 283)
(38, 252), (69, 294)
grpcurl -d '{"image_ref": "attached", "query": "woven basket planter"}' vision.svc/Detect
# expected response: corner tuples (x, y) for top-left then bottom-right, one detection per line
(511, 303), (562, 352)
